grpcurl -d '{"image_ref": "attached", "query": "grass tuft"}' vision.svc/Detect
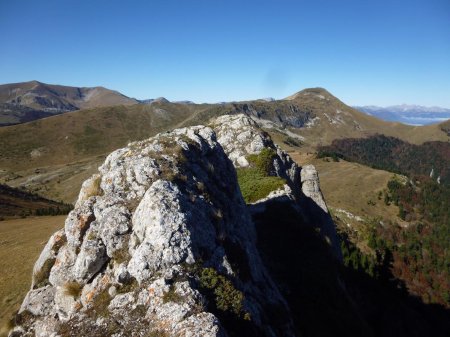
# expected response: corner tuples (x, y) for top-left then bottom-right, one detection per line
(88, 288), (112, 318)
(64, 281), (82, 299)
(33, 258), (55, 288)
(162, 284), (183, 304)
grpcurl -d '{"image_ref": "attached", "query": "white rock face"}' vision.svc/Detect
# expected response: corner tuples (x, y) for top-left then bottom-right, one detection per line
(300, 165), (328, 213)
(300, 165), (342, 259)
(13, 124), (295, 337)
(212, 114), (271, 167)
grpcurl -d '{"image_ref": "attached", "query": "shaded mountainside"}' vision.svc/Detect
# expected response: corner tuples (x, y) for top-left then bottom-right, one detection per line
(0, 81), (138, 126)
(0, 184), (72, 218)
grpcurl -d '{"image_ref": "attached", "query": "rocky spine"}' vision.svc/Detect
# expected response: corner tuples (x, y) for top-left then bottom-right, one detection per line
(12, 115), (339, 336)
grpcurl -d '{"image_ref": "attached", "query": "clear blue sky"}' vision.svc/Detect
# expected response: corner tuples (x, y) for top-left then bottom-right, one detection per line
(1, 0), (449, 106)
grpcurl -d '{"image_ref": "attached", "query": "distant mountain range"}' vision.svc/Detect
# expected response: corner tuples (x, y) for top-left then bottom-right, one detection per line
(2, 81), (450, 128)
(355, 104), (450, 125)
(0, 81), (138, 126)
(0, 81), (205, 126)
(1, 83), (449, 204)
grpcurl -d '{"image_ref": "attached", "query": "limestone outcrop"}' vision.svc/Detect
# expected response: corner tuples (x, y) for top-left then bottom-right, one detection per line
(12, 125), (295, 337)
(300, 165), (328, 213)
(212, 114), (340, 259)
(212, 114), (300, 196)
(12, 114), (341, 337)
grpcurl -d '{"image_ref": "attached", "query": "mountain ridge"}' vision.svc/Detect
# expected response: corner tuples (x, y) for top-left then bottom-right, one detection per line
(0, 81), (138, 126)
(355, 104), (450, 125)
(1, 83), (449, 203)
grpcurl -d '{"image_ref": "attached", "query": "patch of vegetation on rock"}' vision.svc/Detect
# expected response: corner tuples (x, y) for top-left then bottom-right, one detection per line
(33, 258), (55, 288)
(111, 243), (131, 264)
(117, 277), (139, 294)
(162, 284), (183, 304)
(64, 281), (83, 299)
(237, 148), (286, 203)
(199, 267), (244, 316)
(87, 288), (112, 318)
(282, 136), (302, 147)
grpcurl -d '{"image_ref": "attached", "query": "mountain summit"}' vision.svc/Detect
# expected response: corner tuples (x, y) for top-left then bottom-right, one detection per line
(284, 87), (335, 101)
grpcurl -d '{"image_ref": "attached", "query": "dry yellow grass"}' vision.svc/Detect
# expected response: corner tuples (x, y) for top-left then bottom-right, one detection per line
(0, 216), (65, 336)
(289, 151), (406, 227)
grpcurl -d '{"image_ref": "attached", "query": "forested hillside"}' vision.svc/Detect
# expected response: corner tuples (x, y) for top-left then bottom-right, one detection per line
(318, 136), (450, 307)
(318, 135), (450, 184)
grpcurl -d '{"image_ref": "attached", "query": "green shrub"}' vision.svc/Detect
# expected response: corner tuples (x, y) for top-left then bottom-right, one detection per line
(247, 147), (277, 174)
(199, 267), (244, 315)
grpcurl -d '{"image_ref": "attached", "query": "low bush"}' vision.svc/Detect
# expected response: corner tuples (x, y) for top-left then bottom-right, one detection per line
(199, 267), (244, 316)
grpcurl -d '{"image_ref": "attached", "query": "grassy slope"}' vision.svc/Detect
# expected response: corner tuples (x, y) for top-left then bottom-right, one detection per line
(1, 90), (447, 171)
(288, 151), (409, 254)
(0, 184), (69, 217)
(0, 103), (200, 170)
(291, 153), (400, 219)
(0, 103), (211, 202)
(0, 216), (65, 336)
(2, 156), (104, 204)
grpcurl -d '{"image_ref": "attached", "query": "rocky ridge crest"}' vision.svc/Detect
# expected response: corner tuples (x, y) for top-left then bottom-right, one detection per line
(12, 114), (338, 336)
(212, 114), (340, 257)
